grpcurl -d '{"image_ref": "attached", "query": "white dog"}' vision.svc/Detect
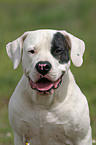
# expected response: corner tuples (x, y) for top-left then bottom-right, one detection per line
(6, 29), (92, 145)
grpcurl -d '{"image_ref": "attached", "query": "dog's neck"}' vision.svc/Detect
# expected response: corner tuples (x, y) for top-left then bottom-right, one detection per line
(23, 69), (73, 107)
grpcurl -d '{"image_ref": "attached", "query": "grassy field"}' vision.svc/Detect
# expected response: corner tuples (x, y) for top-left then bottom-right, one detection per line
(0, 0), (96, 144)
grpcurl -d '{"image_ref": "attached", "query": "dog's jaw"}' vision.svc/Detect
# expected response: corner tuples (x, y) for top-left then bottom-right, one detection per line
(28, 73), (64, 95)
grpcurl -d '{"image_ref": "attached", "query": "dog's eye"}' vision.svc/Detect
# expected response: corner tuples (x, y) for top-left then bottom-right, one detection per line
(28, 49), (35, 54)
(54, 48), (63, 55)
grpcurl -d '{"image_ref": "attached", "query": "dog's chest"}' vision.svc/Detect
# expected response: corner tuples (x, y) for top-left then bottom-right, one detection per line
(21, 106), (73, 145)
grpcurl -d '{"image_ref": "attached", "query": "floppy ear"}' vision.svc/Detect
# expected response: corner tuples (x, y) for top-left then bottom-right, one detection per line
(60, 31), (85, 67)
(6, 31), (31, 69)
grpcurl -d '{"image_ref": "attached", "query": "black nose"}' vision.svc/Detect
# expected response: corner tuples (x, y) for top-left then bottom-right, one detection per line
(35, 61), (52, 76)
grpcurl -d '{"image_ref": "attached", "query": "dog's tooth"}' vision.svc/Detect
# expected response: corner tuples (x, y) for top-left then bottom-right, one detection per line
(37, 90), (41, 94)
(50, 89), (54, 94)
(54, 83), (58, 89)
(32, 85), (36, 89)
(37, 90), (45, 95)
(48, 89), (53, 94)
(45, 91), (50, 95)
(40, 92), (44, 95)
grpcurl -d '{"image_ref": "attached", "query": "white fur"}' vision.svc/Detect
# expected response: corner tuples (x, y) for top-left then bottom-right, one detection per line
(6, 29), (92, 145)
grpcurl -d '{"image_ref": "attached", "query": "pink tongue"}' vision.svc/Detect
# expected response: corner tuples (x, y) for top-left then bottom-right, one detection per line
(36, 80), (53, 91)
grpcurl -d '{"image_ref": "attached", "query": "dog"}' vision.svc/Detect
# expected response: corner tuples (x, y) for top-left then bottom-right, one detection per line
(6, 29), (92, 145)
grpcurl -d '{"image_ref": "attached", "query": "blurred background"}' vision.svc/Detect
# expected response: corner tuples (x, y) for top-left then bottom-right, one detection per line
(0, 0), (96, 144)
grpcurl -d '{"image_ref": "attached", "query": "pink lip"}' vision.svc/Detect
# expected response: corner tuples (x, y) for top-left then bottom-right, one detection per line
(28, 73), (64, 95)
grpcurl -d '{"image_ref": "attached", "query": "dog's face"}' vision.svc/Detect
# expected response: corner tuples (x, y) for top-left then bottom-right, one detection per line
(22, 30), (70, 94)
(6, 29), (85, 95)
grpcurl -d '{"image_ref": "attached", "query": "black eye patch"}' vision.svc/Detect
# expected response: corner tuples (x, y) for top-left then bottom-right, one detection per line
(51, 32), (70, 64)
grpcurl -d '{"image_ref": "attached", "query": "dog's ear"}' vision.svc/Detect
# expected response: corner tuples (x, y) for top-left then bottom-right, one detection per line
(60, 31), (85, 67)
(6, 31), (31, 69)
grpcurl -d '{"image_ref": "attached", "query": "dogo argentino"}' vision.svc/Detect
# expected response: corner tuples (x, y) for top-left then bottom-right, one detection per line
(6, 29), (92, 145)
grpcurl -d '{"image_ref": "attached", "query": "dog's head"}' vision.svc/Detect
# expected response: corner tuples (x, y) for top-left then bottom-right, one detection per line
(6, 29), (85, 95)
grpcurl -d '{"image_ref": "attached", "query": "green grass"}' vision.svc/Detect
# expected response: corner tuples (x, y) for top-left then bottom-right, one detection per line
(0, 0), (96, 144)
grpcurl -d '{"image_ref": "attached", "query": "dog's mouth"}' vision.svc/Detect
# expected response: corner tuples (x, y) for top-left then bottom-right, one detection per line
(28, 73), (64, 95)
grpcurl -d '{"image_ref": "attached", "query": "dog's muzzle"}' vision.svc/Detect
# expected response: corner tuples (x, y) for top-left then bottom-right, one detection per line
(28, 73), (64, 95)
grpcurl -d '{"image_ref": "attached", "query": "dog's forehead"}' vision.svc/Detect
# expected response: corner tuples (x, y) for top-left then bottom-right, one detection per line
(23, 30), (57, 49)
